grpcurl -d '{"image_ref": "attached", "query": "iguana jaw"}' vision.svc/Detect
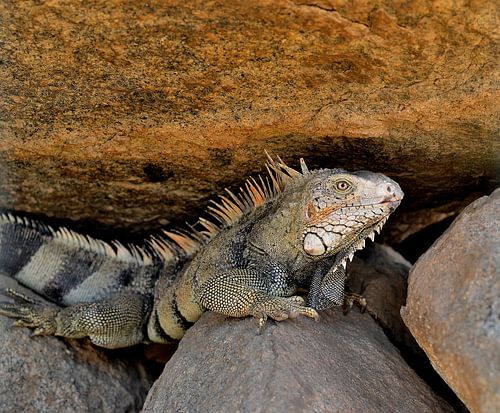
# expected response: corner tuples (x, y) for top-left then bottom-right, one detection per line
(304, 202), (400, 310)
(338, 214), (392, 268)
(302, 198), (402, 258)
(300, 170), (403, 258)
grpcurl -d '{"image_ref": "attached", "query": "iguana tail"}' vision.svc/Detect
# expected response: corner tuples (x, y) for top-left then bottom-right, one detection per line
(0, 213), (162, 306)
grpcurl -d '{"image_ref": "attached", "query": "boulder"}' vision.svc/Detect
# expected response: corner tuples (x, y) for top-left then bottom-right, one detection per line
(0, 275), (156, 413)
(348, 243), (413, 347)
(401, 189), (500, 413)
(143, 310), (453, 412)
(0, 0), (497, 239)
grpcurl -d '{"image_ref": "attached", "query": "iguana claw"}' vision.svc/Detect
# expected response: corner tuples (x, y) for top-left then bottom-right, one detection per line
(1, 288), (40, 305)
(342, 292), (367, 315)
(0, 289), (59, 336)
(252, 295), (319, 333)
(257, 314), (268, 334)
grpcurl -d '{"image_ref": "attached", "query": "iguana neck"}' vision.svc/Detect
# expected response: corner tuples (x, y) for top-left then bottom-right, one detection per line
(248, 189), (310, 263)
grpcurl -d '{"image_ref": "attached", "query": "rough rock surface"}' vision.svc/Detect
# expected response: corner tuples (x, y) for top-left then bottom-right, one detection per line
(401, 189), (500, 413)
(143, 309), (453, 413)
(0, 275), (155, 413)
(348, 243), (412, 346)
(0, 0), (498, 239)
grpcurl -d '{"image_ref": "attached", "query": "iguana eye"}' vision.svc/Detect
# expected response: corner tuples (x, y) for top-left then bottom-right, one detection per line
(335, 179), (351, 192)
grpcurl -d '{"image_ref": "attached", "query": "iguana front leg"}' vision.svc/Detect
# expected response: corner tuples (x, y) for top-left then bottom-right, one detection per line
(307, 262), (367, 313)
(0, 289), (151, 349)
(197, 270), (319, 329)
(307, 264), (346, 310)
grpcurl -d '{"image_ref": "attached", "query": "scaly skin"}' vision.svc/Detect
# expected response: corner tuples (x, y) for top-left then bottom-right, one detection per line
(0, 156), (403, 348)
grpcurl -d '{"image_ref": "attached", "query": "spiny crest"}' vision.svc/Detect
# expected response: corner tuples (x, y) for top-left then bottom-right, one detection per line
(0, 212), (156, 266)
(0, 213), (52, 235)
(151, 153), (309, 259)
(0, 154), (310, 266)
(206, 152), (308, 228)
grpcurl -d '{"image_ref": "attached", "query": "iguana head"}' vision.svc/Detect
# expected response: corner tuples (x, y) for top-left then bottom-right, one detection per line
(300, 169), (403, 258)
(175, 153), (402, 269)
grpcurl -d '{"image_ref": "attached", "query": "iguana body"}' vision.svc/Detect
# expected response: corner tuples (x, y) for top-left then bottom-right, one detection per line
(0, 156), (403, 348)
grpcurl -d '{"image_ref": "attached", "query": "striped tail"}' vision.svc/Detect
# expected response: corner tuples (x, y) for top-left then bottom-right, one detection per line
(0, 213), (165, 306)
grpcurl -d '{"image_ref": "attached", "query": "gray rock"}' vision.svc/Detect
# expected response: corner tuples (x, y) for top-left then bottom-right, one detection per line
(143, 309), (453, 413)
(402, 188), (500, 413)
(348, 243), (412, 347)
(0, 275), (155, 413)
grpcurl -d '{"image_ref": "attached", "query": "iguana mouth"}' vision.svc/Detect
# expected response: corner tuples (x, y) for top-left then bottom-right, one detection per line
(379, 199), (402, 210)
(359, 196), (403, 208)
(302, 200), (398, 257)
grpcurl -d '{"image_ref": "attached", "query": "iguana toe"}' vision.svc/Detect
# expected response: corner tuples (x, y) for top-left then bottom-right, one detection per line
(251, 295), (319, 326)
(0, 299), (58, 336)
(343, 292), (367, 315)
(2, 288), (40, 305)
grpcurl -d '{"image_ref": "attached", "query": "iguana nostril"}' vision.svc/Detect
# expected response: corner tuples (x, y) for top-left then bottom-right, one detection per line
(381, 182), (403, 203)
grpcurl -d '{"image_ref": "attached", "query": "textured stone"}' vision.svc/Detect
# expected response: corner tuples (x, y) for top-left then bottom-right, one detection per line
(0, 275), (155, 413)
(401, 189), (500, 413)
(143, 310), (453, 413)
(0, 0), (498, 238)
(348, 243), (413, 347)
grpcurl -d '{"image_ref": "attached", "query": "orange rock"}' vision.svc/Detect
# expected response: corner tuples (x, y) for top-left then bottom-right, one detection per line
(0, 0), (497, 239)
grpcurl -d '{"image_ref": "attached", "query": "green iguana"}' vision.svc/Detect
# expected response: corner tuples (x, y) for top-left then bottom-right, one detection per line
(0, 155), (403, 348)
